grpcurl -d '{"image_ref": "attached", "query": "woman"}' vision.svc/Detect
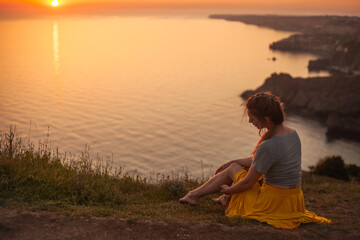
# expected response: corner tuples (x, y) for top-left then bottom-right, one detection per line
(179, 92), (331, 229)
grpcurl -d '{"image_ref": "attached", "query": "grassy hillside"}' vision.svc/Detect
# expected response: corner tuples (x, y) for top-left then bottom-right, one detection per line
(1, 127), (359, 237)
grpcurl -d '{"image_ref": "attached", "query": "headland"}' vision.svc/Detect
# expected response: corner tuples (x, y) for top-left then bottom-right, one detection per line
(210, 14), (360, 140)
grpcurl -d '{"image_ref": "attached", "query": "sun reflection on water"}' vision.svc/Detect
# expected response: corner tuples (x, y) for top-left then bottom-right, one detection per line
(52, 21), (64, 106)
(53, 21), (60, 77)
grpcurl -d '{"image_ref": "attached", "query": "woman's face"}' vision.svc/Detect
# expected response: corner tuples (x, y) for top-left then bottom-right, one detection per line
(247, 110), (262, 129)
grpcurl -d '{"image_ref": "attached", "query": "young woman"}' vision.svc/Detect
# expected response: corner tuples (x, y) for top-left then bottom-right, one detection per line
(179, 92), (331, 229)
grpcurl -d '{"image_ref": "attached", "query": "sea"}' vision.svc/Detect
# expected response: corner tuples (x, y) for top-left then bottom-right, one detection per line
(1, 14), (359, 178)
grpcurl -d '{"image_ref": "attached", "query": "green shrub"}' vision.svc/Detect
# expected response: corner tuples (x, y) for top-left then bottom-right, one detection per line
(311, 155), (349, 181)
(346, 164), (360, 180)
(158, 179), (187, 201)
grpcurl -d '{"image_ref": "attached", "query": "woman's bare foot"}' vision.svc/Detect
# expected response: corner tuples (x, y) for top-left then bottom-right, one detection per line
(179, 191), (199, 205)
(212, 194), (231, 208)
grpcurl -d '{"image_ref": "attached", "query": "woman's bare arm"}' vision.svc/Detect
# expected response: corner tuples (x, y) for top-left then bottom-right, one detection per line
(232, 157), (252, 168)
(215, 157), (252, 174)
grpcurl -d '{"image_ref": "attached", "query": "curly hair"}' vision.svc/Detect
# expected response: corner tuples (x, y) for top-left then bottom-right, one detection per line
(245, 92), (285, 155)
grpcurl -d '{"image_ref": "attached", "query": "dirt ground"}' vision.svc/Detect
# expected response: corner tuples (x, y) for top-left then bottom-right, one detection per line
(0, 206), (352, 240)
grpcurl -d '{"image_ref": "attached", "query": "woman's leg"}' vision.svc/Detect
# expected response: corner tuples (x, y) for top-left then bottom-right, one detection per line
(179, 163), (244, 205)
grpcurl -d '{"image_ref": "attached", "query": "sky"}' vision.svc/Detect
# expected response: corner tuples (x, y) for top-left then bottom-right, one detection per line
(1, 0), (360, 16)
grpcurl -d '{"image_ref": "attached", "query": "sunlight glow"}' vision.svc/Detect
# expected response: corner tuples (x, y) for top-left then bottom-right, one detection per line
(51, 0), (59, 7)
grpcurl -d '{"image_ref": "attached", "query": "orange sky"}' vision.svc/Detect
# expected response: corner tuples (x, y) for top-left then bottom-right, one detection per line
(1, 0), (360, 15)
(15, 0), (360, 8)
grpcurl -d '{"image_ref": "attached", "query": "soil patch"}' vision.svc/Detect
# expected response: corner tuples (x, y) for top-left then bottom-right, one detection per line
(0, 206), (350, 240)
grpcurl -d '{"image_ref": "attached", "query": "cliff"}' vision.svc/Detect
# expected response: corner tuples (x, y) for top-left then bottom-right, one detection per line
(269, 33), (344, 54)
(308, 32), (360, 74)
(241, 73), (360, 141)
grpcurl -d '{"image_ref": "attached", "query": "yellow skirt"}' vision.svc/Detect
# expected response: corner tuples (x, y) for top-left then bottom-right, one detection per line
(225, 170), (332, 229)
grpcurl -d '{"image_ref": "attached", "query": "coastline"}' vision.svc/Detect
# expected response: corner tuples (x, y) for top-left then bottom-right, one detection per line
(209, 14), (360, 141)
(209, 14), (360, 74)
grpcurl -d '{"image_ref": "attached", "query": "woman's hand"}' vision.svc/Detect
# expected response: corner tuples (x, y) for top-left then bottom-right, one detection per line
(220, 184), (231, 194)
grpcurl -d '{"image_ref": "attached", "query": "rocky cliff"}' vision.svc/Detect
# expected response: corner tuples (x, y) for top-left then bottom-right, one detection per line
(269, 33), (344, 54)
(241, 73), (360, 140)
(308, 32), (360, 74)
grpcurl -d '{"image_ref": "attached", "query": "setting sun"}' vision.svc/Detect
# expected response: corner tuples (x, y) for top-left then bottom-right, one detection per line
(51, 0), (59, 7)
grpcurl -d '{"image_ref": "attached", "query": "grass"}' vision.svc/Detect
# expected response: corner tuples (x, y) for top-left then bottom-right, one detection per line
(1, 126), (359, 235)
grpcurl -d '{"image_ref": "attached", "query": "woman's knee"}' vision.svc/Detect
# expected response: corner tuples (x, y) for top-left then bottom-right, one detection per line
(227, 163), (244, 175)
(226, 163), (245, 182)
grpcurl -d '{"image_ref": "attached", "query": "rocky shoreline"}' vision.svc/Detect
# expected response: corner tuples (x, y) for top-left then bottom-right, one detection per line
(308, 32), (360, 75)
(209, 14), (360, 141)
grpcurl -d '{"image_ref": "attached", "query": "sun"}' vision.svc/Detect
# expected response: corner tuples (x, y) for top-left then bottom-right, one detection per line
(51, 0), (59, 7)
